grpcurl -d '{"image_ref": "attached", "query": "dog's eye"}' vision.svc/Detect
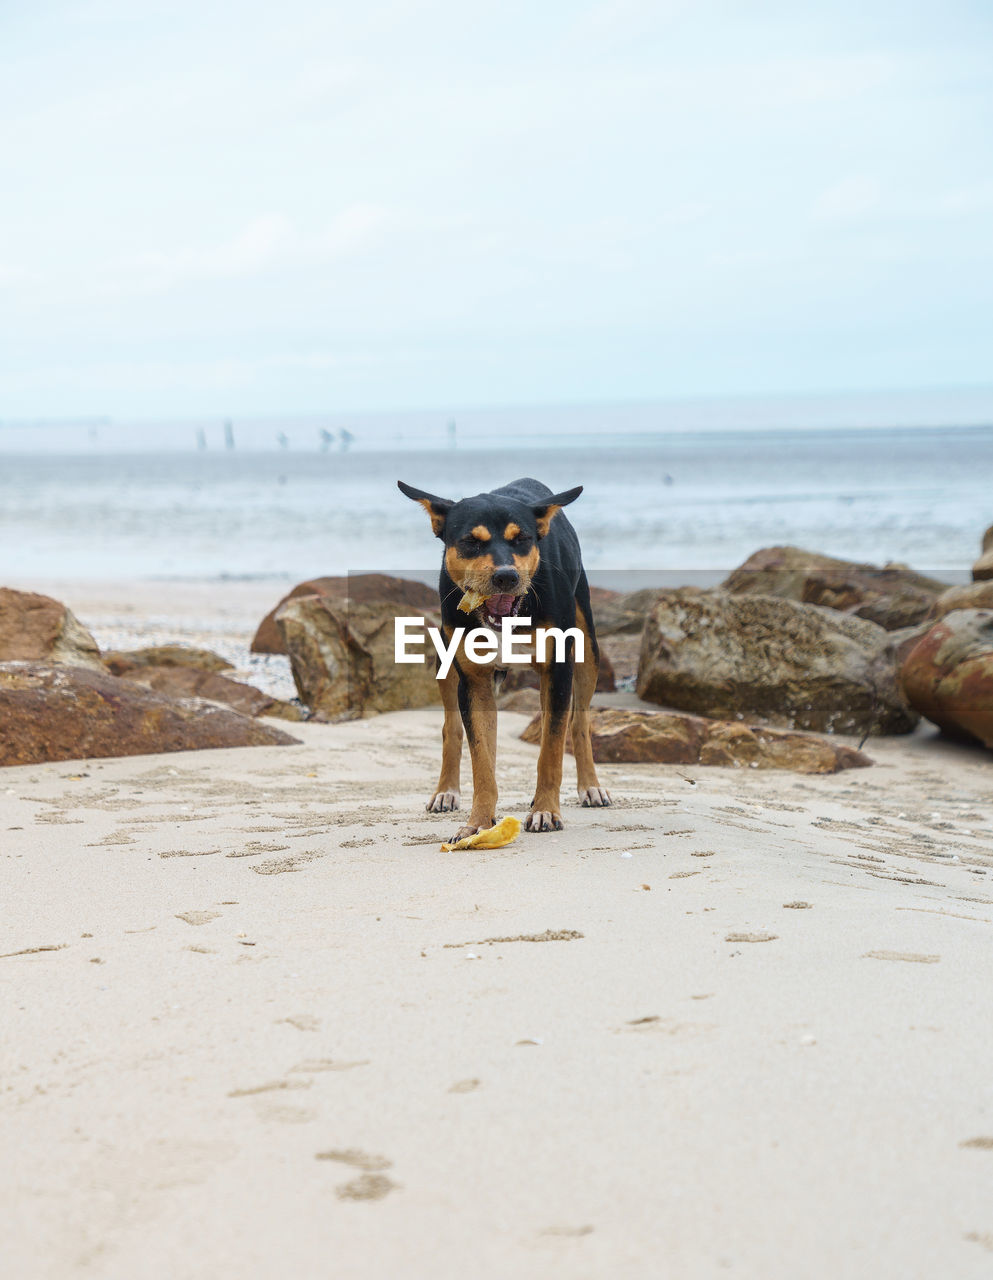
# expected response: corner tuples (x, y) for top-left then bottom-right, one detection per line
(512, 532), (532, 548)
(460, 536), (480, 553)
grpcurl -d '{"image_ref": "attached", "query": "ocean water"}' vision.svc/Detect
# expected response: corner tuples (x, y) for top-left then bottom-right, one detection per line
(1, 415), (991, 584)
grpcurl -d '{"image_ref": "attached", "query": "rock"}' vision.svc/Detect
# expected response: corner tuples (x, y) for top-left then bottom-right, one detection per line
(899, 610), (993, 747)
(500, 649), (615, 695)
(103, 644), (233, 675)
(0, 663), (299, 767)
(520, 706), (872, 773)
(594, 587), (674, 636)
(974, 551), (993, 582)
(0, 588), (104, 671)
(722, 546), (947, 631)
(116, 665), (305, 721)
(972, 527), (993, 581)
(930, 582), (993, 620)
(252, 574), (438, 654)
(277, 594), (442, 720)
(600, 634), (641, 684)
(636, 590), (918, 736)
(497, 688), (542, 717)
(596, 650), (616, 692)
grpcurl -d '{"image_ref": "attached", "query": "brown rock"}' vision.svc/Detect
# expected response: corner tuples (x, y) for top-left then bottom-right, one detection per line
(594, 587), (674, 636)
(104, 644), (233, 675)
(930, 582), (993, 620)
(596, 649), (616, 692)
(722, 546), (947, 631)
(499, 648), (614, 695)
(0, 588), (104, 671)
(636, 590), (918, 736)
(277, 594), (441, 720)
(117, 666), (304, 721)
(252, 574), (438, 654)
(520, 706), (872, 773)
(0, 663), (299, 767)
(900, 610), (993, 747)
(497, 688), (542, 716)
(973, 552), (993, 582)
(600, 633), (641, 684)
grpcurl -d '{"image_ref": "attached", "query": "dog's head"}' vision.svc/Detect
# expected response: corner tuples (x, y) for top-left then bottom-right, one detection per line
(398, 481), (582, 625)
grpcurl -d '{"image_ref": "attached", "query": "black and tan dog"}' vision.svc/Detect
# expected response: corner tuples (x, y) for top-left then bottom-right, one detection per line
(398, 476), (611, 840)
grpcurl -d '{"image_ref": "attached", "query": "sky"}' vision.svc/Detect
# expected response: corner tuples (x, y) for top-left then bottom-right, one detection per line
(2, 0), (992, 420)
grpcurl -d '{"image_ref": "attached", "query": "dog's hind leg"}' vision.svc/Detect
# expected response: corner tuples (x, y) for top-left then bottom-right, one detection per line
(526, 658), (573, 832)
(427, 665), (463, 813)
(571, 602), (611, 808)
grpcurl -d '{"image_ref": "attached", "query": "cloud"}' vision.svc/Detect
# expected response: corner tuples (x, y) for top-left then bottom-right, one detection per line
(812, 176), (884, 223)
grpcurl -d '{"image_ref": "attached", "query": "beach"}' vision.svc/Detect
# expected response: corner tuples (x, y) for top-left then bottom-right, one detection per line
(4, 576), (993, 1279)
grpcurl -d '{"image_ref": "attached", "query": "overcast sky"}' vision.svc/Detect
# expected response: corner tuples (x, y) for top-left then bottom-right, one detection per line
(2, 0), (992, 419)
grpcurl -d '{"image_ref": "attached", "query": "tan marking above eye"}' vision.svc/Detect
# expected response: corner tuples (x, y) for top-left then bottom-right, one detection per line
(513, 546), (540, 578)
(470, 525), (491, 542)
(446, 545), (495, 581)
(504, 522), (521, 540)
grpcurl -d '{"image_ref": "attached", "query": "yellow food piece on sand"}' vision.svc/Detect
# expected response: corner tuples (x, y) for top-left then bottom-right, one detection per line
(457, 589), (488, 613)
(441, 816), (522, 852)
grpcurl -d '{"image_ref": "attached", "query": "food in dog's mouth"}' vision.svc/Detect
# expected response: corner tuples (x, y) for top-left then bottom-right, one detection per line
(457, 590), (526, 626)
(457, 589), (488, 614)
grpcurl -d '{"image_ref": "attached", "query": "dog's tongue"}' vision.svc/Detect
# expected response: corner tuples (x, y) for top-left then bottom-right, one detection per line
(487, 593), (516, 616)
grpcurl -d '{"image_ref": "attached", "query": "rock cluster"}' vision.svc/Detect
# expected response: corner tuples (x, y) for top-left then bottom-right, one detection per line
(520, 705), (871, 773)
(0, 587), (300, 766)
(721, 546), (947, 630)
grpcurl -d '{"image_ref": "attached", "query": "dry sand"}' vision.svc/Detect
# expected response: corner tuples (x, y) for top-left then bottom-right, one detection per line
(3, 582), (993, 1278)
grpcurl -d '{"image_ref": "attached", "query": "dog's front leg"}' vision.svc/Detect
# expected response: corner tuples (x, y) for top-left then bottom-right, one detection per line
(427, 665), (463, 812)
(526, 658), (573, 832)
(449, 665), (498, 842)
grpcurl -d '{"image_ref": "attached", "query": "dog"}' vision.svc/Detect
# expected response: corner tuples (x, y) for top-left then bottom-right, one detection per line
(398, 476), (611, 839)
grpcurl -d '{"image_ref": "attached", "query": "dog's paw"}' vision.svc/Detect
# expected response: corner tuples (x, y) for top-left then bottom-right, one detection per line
(450, 823), (485, 843)
(578, 786), (612, 808)
(525, 810), (563, 832)
(427, 790), (460, 813)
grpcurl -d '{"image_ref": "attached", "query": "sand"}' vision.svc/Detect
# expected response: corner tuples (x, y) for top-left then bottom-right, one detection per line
(3, 582), (993, 1278)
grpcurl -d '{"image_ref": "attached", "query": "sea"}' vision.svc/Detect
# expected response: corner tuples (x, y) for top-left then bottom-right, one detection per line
(2, 394), (992, 587)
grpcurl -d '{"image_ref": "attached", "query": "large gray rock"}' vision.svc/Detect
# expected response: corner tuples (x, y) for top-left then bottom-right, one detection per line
(0, 587), (104, 671)
(0, 662), (299, 767)
(722, 546), (947, 631)
(636, 590), (918, 736)
(277, 594), (441, 720)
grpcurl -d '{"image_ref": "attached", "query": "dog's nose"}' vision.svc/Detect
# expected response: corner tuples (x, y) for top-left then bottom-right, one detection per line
(491, 566), (520, 592)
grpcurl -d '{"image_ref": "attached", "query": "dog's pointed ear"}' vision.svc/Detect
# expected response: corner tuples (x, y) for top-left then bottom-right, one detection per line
(398, 480), (455, 538)
(531, 485), (583, 538)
